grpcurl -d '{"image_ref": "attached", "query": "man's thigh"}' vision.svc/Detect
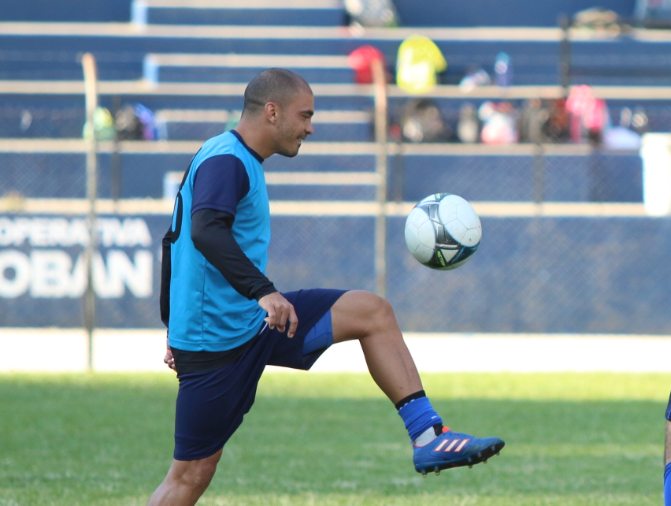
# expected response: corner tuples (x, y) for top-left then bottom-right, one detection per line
(331, 290), (389, 344)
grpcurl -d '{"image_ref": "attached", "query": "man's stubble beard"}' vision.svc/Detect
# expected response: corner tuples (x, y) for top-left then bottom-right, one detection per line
(275, 118), (301, 158)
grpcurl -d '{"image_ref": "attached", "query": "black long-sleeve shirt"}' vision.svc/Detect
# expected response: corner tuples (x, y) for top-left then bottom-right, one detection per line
(159, 208), (277, 328)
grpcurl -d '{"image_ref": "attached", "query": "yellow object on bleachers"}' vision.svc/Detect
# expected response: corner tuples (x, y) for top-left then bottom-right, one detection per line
(396, 35), (447, 94)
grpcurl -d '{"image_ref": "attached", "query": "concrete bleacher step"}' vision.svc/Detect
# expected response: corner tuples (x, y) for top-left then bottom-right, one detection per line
(143, 53), (353, 85)
(9, 79), (671, 100)
(132, 0), (344, 27)
(4, 22), (671, 85)
(156, 109), (372, 142)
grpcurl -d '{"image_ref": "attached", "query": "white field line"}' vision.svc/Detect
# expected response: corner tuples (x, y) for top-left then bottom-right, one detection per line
(0, 328), (669, 372)
(311, 334), (671, 373)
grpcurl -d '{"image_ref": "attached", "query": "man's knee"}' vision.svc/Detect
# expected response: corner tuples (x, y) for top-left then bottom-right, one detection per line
(352, 291), (397, 331)
(371, 293), (395, 322)
(170, 457), (219, 492)
(332, 290), (399, 342)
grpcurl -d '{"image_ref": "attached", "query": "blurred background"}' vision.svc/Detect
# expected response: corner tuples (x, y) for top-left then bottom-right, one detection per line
(1, 0), (671, 371)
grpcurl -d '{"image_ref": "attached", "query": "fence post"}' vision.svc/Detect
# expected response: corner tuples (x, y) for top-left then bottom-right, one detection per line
(82, 53), (98, 372)
(559, 14), (571, 98)
(372, 58), (388, 299)
(533, 143), (545, 215)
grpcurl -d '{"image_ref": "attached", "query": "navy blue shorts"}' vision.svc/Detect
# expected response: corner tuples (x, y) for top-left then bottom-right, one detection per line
(173, 288), (347, 461)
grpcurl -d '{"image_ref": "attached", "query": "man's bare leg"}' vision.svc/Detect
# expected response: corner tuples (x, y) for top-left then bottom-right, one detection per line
(147, 449), (222, 506)
(665, 420), (671, 467)
(331, 290), (422, 405)
(664, 420), (671, 505)
(330, 290), (504, 476)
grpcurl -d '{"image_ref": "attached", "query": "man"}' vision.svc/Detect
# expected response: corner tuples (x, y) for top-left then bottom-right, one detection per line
(148, 68), (504, 506)
(664, 395), (671, 505)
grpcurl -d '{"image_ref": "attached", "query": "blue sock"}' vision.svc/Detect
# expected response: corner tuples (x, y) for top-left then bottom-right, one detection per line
(397, 396), (443, 442)
(665, 462), (671, 506)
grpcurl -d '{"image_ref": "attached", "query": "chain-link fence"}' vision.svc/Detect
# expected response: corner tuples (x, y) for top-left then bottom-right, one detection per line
(265, 147), (671, 335)
(0, 96), (670, 335)
(0, 140), (165, 330)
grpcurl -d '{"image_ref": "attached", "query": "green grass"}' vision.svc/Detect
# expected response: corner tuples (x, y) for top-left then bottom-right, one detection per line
(0, 372), (668, 505)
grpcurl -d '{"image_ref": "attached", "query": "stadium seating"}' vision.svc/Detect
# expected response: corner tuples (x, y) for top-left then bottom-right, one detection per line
(3, 0), (671, 334)
(0, 3), (662, 203)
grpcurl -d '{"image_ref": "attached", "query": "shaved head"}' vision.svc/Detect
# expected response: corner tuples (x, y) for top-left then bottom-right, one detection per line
(242, 68), (312, 117)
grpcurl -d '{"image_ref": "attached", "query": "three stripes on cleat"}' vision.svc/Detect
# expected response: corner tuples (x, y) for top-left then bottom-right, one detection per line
(434, 437), (470, 453)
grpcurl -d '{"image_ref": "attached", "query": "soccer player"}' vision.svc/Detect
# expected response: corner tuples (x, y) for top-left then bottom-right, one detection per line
(147, 68), (505, 506)
(664, 394), (671, 505)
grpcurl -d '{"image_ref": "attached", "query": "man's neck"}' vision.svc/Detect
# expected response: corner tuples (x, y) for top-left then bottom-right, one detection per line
(234, 120), (274, 159)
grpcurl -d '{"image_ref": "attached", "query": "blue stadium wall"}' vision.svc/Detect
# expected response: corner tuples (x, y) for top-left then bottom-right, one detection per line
(0, 0), (636, 26)
(1, 213), (670, 334)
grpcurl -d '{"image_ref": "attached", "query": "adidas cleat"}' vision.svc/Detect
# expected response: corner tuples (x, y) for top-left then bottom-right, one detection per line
(413, 427), (504, 475)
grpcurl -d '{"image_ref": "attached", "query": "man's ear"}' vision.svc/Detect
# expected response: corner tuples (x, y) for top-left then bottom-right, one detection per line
(264, 102), (280, 125)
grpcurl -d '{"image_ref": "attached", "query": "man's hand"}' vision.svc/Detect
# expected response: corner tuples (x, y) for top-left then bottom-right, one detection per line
(258, 292), (298, 337)
(164, 336), (176, 372)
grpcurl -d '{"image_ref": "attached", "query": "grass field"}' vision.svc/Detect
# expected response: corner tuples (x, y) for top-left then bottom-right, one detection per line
(0, 372), (668, 506)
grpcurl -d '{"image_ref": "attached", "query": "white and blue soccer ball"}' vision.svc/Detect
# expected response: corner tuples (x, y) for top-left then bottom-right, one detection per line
(404, 193), (482, 270)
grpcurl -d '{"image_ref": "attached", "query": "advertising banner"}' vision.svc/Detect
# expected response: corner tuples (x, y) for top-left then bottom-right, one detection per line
(0, 214), (168, 328)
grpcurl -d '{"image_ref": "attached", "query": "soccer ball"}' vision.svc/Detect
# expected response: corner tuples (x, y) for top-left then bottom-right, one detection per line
(404, 193), (481, 270)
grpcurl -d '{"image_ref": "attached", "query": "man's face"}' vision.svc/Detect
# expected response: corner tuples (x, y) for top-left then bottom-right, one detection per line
(274, 88), (314, 158)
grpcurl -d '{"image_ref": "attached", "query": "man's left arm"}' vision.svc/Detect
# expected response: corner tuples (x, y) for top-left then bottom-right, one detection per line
(159, 226), (176, 370)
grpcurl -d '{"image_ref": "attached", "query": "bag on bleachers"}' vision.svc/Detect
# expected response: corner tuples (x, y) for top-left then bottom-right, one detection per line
(115, 103), (158, 141)
(458, 67), (491, 92)
(347, 45), (390, 84)
(479, 101), (518, 145)
(573, 7), (624, 34)
(541, 99), (570, 143)
(82, 107), (116, 141)
(400, 98), (451, 143)
(457, 103), (480, 144)
(518, 99), (548, 144)
(566, 85), (608, 144)
(345, 0), (398, 27)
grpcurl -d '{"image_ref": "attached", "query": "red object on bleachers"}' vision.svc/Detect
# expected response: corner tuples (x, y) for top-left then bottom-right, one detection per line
(347, 45), (389, 84)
